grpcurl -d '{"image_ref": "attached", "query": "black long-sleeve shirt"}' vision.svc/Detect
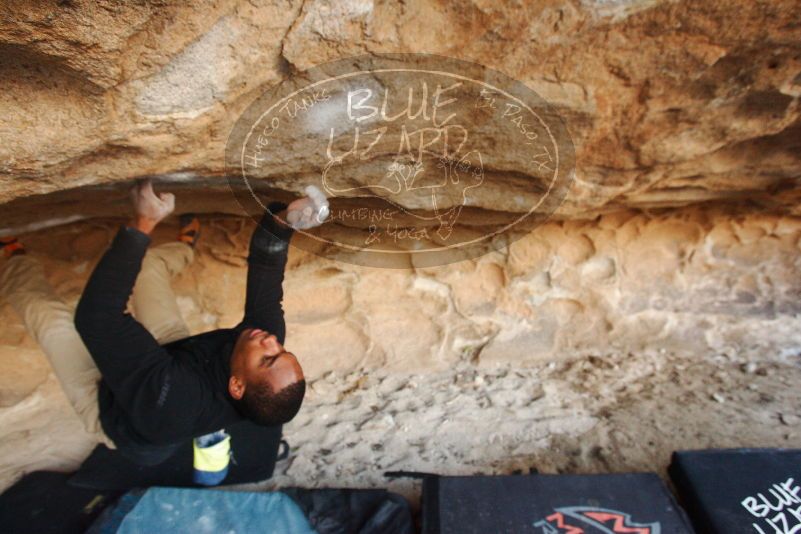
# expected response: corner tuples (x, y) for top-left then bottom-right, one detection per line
(74, 202), (293, 449)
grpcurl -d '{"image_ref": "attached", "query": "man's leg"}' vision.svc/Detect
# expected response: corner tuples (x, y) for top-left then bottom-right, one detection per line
(0, 253), (115, 448)
(132, 241), (194, 345)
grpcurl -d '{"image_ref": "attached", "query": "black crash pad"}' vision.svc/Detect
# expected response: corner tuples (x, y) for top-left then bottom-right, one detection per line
(0, 471), (121, 534)
(421, 472), (694, 533)
(670, 448), (801, 534)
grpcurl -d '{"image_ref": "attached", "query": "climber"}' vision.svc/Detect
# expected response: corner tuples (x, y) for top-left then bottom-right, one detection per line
(0, 179), (330, 466)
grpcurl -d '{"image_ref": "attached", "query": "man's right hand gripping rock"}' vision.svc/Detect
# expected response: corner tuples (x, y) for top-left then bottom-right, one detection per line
(130, 179), (175, 235)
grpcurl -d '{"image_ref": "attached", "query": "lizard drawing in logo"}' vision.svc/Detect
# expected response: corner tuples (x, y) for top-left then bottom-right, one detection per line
(321, 146), (485, 242)
(533, 506), (661, 534)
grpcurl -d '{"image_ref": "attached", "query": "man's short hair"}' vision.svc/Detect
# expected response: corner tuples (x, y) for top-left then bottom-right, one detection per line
(237, 379), (306, 426)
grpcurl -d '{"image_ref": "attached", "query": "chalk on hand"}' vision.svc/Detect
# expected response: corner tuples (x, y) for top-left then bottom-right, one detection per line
(288, 185), (330, 230)
(304, 185), (330, 224)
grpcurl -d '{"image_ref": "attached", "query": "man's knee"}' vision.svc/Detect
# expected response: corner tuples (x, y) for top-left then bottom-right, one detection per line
(143, 243), (194, 277)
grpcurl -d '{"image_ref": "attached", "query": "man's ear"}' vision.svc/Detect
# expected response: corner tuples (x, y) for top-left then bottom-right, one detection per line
(228, 375), (246, 400)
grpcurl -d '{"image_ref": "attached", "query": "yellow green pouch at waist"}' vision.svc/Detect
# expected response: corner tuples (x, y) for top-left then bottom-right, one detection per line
(193, 431), (231, 485)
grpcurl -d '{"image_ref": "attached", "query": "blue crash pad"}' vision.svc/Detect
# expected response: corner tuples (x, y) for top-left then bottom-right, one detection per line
(92, 486), (316, 534)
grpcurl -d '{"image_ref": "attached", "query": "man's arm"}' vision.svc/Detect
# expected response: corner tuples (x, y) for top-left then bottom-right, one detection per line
(239, 201), (295, 345)
(74, 227), (168, 400)
(74, 180), (176, 405)
(238, 189), (330, 342)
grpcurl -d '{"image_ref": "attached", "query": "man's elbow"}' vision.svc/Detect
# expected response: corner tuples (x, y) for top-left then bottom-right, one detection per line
(73, 294), (103, 339)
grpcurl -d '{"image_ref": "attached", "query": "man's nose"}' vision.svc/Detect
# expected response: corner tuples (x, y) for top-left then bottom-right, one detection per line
(261, 334), (280, 347)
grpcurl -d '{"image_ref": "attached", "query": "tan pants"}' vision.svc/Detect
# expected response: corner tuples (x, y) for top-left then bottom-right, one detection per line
(0, 242), (194, 448)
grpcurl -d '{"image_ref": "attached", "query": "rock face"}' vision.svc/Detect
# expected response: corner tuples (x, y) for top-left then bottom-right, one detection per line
(1, 0), (799, 346)
(0, 0), (799, 213)
(0, 0), (800, 492)
(5, 207), (798, 379)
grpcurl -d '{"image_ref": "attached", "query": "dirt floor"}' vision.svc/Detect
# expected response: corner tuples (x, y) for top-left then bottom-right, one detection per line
(256, 348), (801, 504)
(0, 218), (799, 506)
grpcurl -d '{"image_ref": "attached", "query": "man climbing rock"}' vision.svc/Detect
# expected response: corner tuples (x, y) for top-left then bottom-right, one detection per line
(0, 179), (330, 468)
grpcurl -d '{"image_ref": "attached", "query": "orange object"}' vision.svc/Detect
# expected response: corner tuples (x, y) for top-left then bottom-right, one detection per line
(1, 237), (25, 258)
(178, 216), (201, 247)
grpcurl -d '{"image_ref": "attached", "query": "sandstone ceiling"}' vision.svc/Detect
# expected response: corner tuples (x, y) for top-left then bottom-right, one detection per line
(0, 0), (800, 232)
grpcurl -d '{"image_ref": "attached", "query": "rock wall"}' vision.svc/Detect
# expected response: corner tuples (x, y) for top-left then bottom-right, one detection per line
(250, 206), (801, 378)
(1, 0), (801, 372)
(4, 206), (797, 385)
(0, 0), (799, 213)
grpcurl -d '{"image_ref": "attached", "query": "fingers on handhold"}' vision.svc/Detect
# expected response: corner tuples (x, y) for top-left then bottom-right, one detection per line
(286, 186), (330, 230)
(131, 178), (145, 198)
(316, 204), (330, 222)
(305, 185), (329, 208)
(139, 178), (155, 197)
(304, 185), (330, 223)
(303, 184), (322, 199)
